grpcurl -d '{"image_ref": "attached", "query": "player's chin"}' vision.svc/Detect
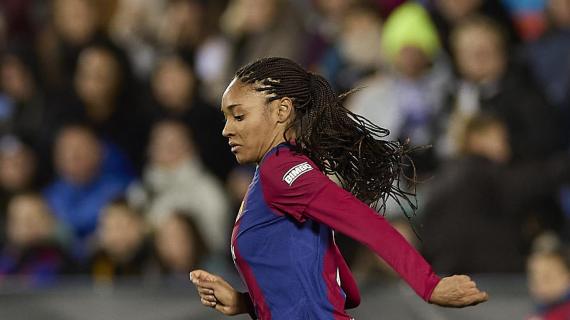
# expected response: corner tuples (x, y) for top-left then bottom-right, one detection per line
(234, 153), (255, 165)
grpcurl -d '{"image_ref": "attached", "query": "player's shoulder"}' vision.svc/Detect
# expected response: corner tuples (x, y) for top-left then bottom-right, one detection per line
(260, 144), (318, 185)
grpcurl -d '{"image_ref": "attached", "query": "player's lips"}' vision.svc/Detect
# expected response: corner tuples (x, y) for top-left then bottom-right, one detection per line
(229, 142), (241, 153)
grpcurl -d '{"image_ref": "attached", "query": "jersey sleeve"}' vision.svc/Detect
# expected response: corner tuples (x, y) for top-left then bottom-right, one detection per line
(260, 150), (441, 302)
(259, 150), (327, 222)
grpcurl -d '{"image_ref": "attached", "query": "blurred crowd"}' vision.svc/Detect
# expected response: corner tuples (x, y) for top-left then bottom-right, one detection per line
(0, 0), (569, 317)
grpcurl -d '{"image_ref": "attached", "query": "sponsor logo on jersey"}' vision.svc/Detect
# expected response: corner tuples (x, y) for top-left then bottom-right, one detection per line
(282, 162), (313, 186)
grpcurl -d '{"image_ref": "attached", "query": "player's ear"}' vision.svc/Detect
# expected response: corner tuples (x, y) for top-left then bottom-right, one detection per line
(276, 97), (294, 124)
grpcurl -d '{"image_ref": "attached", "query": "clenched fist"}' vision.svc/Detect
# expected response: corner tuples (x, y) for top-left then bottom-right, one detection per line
(190, 269), (251, 316)
(429, 275), (489, 307)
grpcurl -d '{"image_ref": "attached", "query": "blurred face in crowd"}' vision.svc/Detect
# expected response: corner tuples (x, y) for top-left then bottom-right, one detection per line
(528, 253), (570, 304)
(159, 0), (204, 47)
(54, 126), (102, 185)
(316, 0), (355, 22)
(465, 121), (511, 164)
(99, 204), (146, 262)
(155, 214), (197, 272)
(152, 56), (196, 112)
(435, 0), (483, 23)
(148, 121), (193, 169)
(110, 0), (155, 39)
(221, 79), (293, 164)
(394, 46), (430, 79)
(75, 47), (121, 117)
(53, 0), (98, 45)
(0, 139), (36, 192)
(452, 23), (506, 84)
(7, 195), (55, 248)
(0, 54), (34, 102)
(241, 0), (277, 33)
(548, 0), (570, 28)
(340, 8), (384, 69)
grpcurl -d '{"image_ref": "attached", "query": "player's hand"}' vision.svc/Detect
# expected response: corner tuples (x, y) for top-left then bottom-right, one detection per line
(190, 269), (249, 316)
(428, 275), (489, 308)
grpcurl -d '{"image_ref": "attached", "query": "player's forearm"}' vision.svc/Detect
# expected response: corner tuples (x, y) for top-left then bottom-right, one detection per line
(305, 183), (440, 301)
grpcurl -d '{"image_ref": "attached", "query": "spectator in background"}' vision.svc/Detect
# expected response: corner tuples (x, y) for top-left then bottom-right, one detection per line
(303, 0), (356, 68)
(310, 0), (357, 41)
(348, 2), (450, 173)
(39, 38), (139, 175)
(0, 46), (45, 146)
(427, 0), (520, 53)
(0, 136), (37, 243)
(0, 45), (61, 183)
(110, 0), (231, 104)
(525, 0), (570, 114)
(64, 45), (145, 172)
(149, 53), (235, 180)
(152, 212), (209, 283)
(0, 193), (70, 287)
(528, 241), (570, 320)
(319, 3), (386, 92)
(158, 0), (234, 106)
(90, 199), (151, 284)
(128, 120), (229, 253)
(421, 114), (570, 274)
(220, 0), (308, 71)
(37, 0), (123, 90)
(0, 136), (37, 193)
(154, 0), (210, 57)
(108, 0), (166, 79)
(44, 125), (132, 262)
(436, 15), (564, 162)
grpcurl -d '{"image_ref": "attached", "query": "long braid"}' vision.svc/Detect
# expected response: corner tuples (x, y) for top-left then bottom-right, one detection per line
(236, 57), (419, 220)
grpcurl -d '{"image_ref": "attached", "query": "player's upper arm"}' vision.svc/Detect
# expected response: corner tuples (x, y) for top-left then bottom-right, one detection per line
(259, 148), (330, 222)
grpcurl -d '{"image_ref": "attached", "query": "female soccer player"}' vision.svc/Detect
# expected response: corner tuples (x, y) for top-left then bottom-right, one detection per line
(190, 57), (488, 319)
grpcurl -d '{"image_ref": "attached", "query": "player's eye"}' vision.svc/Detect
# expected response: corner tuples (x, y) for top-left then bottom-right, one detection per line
(234, 115), (244, 121)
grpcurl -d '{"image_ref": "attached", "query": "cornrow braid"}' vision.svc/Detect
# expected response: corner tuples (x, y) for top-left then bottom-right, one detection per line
(236, 57), (419, 221)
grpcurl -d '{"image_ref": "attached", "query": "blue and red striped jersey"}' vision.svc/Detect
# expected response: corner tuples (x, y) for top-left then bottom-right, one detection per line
(231, 143), (440, 320)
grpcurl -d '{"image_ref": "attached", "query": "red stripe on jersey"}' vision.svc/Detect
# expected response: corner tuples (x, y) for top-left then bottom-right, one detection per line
(323, 238), (351, 320)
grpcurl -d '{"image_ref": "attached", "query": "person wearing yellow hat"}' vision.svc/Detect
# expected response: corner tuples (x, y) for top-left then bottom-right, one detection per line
(349, 2), (451, 174)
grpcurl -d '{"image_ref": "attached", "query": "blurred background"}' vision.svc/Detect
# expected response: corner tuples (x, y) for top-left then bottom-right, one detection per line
(0, 0), (569, 319)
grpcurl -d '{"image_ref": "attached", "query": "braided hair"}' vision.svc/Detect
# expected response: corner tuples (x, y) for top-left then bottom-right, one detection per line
(235, 57), (418, 219)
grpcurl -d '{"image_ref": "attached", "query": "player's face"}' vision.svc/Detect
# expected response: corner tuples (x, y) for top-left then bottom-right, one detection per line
(221, 79), (285, 164)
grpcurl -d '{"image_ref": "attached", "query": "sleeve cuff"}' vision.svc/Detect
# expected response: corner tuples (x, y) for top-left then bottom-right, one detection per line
(423, 273), (442, 302)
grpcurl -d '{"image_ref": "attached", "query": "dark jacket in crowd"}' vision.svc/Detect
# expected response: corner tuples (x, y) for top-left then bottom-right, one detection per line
(421, 154), (570, 274)
(437, 66), (566, 164)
